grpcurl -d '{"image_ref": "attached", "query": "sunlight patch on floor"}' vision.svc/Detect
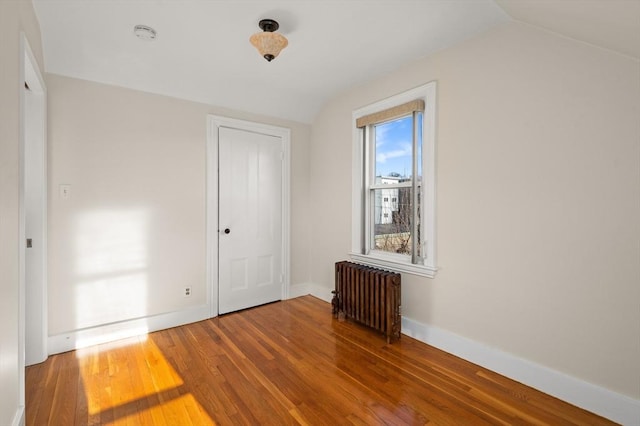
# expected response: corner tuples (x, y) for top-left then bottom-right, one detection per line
(76, 337), (214, 424)
(94, 393), (217, 426)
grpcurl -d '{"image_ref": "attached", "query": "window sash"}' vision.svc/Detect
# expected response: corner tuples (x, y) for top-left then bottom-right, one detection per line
(410, 110), (420, 264)
(368, 186), (419, 258)
(369, 182), (414, 190)
(363, 111), (423, 264)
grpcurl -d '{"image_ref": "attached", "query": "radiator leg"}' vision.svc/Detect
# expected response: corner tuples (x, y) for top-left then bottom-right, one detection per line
(331, 290), (339, 318)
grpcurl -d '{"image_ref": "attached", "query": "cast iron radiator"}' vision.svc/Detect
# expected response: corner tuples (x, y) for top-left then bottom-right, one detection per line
(332, 261), (401, 343)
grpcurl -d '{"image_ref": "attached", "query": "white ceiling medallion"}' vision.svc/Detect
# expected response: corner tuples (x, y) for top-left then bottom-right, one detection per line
(133, 25), (157, 41)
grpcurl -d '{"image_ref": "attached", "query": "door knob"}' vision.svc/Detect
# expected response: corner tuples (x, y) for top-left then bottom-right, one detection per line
(224, 228), (231, 234)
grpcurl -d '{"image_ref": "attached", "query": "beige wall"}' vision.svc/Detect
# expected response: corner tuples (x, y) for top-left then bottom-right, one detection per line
(309, 22), (640, 399)
(0, 0), (44, 423)
(47, 74), (311, 335)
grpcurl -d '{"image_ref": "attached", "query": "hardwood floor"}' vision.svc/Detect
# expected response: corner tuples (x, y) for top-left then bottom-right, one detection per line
(26, 296), (616, 425)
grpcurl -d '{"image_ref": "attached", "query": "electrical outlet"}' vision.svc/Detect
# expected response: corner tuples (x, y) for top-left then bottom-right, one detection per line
(184, 287), (191, 297)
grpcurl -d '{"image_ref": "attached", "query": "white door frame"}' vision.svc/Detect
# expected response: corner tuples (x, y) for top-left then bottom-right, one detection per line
(19, 31), (48, 401)
(206, 115), (291, 317)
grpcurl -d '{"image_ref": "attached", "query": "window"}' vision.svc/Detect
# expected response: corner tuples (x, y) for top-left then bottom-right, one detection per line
(351, 82), (437, 278)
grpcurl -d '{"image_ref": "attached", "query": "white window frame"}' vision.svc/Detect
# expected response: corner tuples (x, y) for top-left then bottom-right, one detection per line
(350, 82), (437, 278)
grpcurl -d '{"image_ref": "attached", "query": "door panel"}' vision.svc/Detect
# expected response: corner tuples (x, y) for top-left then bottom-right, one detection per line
(218, 126), (283, 314)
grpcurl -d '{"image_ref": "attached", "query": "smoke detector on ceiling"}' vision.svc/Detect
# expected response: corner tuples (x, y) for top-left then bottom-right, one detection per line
(133, 25), (156, 41)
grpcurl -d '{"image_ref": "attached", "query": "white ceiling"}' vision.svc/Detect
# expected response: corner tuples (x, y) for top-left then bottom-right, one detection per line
(33, 1), (640, 124)
(33, 0), (509, 123)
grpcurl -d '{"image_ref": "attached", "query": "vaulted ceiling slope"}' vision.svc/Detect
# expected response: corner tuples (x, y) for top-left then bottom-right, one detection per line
(33, 0), (640, 124)
(496, 0), (640, 59)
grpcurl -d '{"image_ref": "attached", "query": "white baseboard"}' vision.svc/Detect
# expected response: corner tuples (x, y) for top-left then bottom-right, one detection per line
(48, 284), (329, 356)
(288, 282), (311, 299)
(288, 282), (333, 303)
(309, 283), (333, 303)
(402, 316), (640, 425)
(48, 304), (212, 355)
(11, 405), (24, 426)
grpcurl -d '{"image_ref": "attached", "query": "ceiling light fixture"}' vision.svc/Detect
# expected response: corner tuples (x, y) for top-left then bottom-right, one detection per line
(134, 25), (156, 41)
(250, 19), (288, 62)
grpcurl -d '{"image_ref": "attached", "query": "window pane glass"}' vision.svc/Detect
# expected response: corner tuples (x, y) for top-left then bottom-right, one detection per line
(372, 187), (420, 257)
(374, 115), (414, 179)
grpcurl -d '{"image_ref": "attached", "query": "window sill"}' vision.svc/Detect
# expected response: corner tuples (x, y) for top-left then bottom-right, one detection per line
(349, 252), (438, 279)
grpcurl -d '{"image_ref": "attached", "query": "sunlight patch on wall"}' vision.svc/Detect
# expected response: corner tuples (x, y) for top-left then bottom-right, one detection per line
(75, 333), (148, 358)
(74, 210), (150, 330)
(74, 326), (150, 351)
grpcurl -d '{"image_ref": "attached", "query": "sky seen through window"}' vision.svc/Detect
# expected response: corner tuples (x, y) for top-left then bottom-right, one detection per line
(374, 114), (422, 178)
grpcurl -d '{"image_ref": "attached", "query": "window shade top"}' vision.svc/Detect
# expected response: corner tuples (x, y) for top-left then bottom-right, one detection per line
(356, 99), (425, 128)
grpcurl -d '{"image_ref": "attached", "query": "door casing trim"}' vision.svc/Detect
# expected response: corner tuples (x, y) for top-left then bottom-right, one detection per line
(206, 115), (291, 318)
(20, 31), (48, 386)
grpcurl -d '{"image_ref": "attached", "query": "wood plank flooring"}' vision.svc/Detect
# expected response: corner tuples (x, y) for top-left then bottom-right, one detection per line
(26, 296), (616, 425)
